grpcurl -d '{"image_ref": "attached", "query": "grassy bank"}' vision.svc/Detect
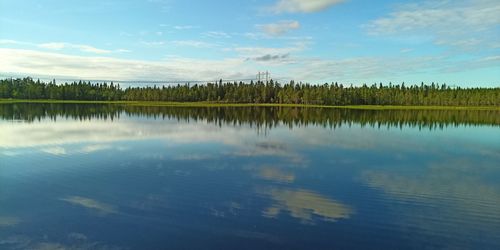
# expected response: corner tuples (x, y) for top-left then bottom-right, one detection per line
(1, 99), (499, 111)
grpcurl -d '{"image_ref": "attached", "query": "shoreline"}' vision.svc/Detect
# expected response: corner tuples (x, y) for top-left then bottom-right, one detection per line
(1, 99), (499, 111)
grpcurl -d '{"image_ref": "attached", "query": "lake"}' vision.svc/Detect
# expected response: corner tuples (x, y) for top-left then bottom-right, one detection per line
(1, 103), (499, 249)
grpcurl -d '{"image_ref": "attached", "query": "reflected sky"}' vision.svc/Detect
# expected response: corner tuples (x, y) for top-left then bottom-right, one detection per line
(257, 167), (296, 183)
(0, 217), (19, 227)
(259, 187), (353, 224)
(60, 196), (118, 215)
(1, 105), (499, 249)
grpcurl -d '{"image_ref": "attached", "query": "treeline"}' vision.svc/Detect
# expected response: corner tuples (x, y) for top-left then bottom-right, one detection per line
(1, 77), (499, 106)
(1, 103), (499, 129)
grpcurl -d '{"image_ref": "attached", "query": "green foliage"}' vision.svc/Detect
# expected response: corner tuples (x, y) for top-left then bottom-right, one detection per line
(1, 103), (499, 129)
(1, 77), (499, 106)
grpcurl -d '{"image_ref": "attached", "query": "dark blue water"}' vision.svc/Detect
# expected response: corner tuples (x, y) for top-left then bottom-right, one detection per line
(1, 105), (499, 249)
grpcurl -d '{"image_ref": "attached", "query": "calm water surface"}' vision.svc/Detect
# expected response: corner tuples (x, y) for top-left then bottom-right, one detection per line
(1, 104), (499, 249)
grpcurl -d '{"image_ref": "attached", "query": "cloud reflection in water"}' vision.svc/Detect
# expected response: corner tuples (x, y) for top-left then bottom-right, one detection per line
(60, 196), (117, 215)
(0, 216), (20, 227)
(259, 187), (353, 224)
(258, 167), (296, 183)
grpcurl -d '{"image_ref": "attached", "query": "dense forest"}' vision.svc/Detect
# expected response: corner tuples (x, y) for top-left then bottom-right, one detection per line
(1, 77), (499, 106)
(1, 103), (499, 129)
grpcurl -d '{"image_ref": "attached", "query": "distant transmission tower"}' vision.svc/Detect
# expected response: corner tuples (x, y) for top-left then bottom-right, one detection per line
(257, 71), (270, 83)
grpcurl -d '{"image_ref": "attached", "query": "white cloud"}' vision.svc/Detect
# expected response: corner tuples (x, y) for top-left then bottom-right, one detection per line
(171, 40), (215, 48)
(0, 39), (128, 54)
(290, 56), (440, 83)
(1, 45), (498, 84)
(365, 0), (500, 50)
(74, 44), (111, 54)
(38, 42), (66, 50)
(38, 42), (111, 54)
(438, 55), (500, 73)
(233, 42), (307, 57)
(242, 32), (265, 40)
(173, 25), (198, 30)
(115, 49), (131, 53)
(203, 31), (231, 39)
(0, 39), (23, 45)
(239, 32), (313, 42)
(0, 48), (253, 82)
(141, 40), (166, 47)
(269, 0), (344, 13)
(258, 20), (300, 36)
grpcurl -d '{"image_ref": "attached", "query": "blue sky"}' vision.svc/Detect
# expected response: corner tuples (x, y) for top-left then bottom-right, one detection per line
(0, 0), (499, 86)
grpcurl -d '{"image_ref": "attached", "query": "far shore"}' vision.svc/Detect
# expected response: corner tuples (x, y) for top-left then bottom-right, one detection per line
(1, 99), (499, 111)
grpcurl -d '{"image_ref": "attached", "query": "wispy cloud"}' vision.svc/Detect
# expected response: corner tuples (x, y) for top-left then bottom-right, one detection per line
(234, 42), (307, 64)
(2, 39), (126, 54)
(290, 56), (440, 83)
(115, 49), (131, 53)
(400, 48), (413, 53)
(257, 20), (300, 36)
(250, 53), (290, 62)
(0, 39), (24, 45)
(203, 31), (231, 39)
(147, 0), (171, 12)
(38, 42), (66, 50)
(1, 44), (498, 84)
(233, 42), (307, 57)
(73, 45), (111, 54)
(141, 40), (217, 48)
(173, 25), (199, 30)
(141, 40), (166, 47)
(172, 40), (215, 48)
(38, 42), (112, 54)
(242, 32), (265, 40)
(269, 0), (344, 13)
(365, 0), (500, 51)
(0, 48), (254, 81)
